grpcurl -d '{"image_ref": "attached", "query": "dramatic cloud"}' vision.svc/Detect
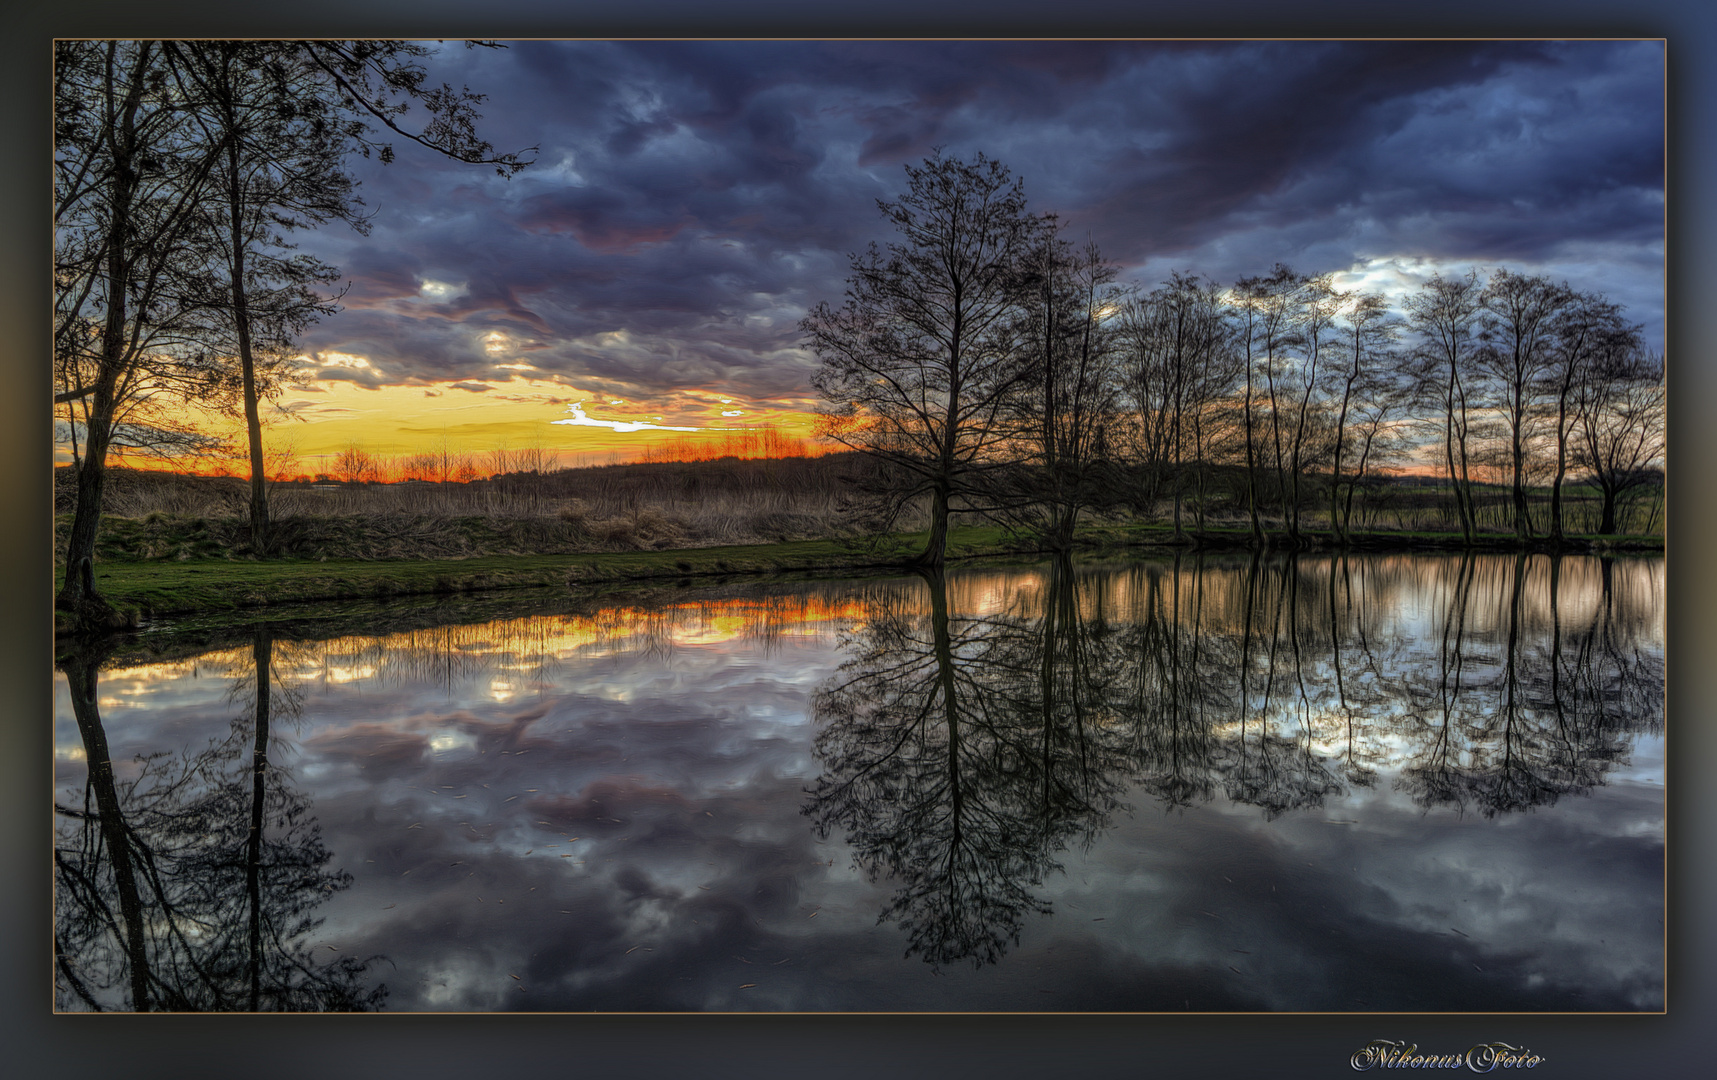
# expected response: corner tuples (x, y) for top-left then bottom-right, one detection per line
(285, 40), (1662, 421)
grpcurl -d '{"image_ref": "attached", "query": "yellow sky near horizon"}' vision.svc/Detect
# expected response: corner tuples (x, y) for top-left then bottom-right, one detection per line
(61, 372), (827, 475)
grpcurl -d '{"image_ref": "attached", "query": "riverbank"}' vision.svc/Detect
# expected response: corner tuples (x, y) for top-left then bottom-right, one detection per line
(55, 521), (1662, 634)
(54, 528), (1003, 633)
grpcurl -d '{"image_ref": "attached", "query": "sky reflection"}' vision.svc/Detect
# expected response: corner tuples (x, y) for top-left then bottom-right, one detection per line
(54, 555), (1663, 1012)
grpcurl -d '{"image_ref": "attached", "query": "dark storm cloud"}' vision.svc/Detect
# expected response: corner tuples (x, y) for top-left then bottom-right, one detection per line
(293, 39), (1664, 396)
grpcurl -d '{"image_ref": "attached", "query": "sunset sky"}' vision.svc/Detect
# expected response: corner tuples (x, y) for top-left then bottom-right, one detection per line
(90, 39), (1665, 474)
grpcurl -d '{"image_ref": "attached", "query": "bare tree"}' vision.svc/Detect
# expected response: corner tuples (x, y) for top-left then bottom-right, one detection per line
(170, 40), (532, 554)
(1574, 348), (1664, 534)
(55, 41), (237, 626)
(1227, 272), (1285, 542)
(1541, 293), (1637, 540)
(167, 43), (353, 554)
(333, 445), (379, 484)
(1120, 272), (1236, 537)
(1477, 270), (1575, 539)
(1281, 273), (1340, 539)
(1245, 266), (1307, 538)
(1404, 271), (1485, 543)
(1338, 363), (1414, 534)
(1325, 290), (1397, 543)
(1004, 226), (1126, 551)
(806, 151), (1040, 567)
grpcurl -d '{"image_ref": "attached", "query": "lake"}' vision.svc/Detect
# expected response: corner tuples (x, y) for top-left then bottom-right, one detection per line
(53, 552), (1664, 1012)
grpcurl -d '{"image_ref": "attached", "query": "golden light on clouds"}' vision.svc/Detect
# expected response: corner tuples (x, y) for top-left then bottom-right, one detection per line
(314, 351), (372, 370)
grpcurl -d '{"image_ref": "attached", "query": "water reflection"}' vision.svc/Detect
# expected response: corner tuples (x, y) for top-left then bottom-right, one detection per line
(54, 632), (387, 1011)
(52, 554), (1663, 1010)
(806, 559), (1128, 966)
(807, 553), (1663, 968)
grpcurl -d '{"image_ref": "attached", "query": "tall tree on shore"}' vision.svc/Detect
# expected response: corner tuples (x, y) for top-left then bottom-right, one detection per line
(1006, 226), (1126, 551)
(1227, 273), (1278, 543)
(1326, 290), (1396, 543)
(170, 40), (533, 555)
(55, 40), (533, 624)
(1250, 266), (1307, 539)
(55, 41), (236, 627)
(1120, 272), (1235, 537)
(1477, 270), (1574, 540)
(167, 42), (353, 555)
(1404, 272), (1484, 543)
(1574, 347), (1664, 534)
(1541, 293), (1637, 541)
(806, 151), (1040, 568)
(1282, 273), (1339, 539)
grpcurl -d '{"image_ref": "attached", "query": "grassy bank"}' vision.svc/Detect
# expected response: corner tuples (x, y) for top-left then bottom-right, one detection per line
(1083, 521), (1664, 554)
(56, 527), (1024, 630)
(57, 516), (1662, 635)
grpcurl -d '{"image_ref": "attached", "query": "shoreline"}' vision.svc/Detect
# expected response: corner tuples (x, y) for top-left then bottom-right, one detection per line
(54, 523), (1664, 635)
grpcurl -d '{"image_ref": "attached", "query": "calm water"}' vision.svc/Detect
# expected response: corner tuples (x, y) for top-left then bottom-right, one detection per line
(53, 553), (1664, 1012)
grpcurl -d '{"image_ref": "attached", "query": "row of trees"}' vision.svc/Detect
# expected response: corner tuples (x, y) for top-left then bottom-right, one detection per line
(325, 443), (556, 486)
(54, 40), (530, 626)
(806, 153), (1665, 567)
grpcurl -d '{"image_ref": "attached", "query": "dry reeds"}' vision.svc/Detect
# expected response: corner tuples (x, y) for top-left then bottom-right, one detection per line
(55, 455), (890, 562)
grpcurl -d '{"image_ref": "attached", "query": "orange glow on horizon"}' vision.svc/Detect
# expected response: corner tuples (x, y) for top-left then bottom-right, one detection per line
(63, 373), (830, 476)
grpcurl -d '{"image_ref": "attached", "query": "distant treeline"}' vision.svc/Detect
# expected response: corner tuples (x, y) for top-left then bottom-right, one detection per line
(242, 427), (821, 486)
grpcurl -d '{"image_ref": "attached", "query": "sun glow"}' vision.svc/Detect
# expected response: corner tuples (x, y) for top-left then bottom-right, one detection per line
(75, 371), (827, 475)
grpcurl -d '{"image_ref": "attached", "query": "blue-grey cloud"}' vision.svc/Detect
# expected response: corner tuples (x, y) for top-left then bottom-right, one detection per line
(290, 40), (1665, 400)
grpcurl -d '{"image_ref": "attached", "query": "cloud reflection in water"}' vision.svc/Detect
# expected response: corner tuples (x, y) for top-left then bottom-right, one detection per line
(54, 555), (1662, 1011)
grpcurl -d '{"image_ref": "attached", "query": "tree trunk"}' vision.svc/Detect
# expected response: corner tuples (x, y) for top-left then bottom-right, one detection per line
(1050, 506), (1079, 554)
(924, 567), (962, 859)
(58, 278), (127, 627)
(1511, 418), (1532, 541)
(1597, 482), (1618, 534)
(57, 71), (139, 622)
(226, 136), (271, 555)
(63, 645), (153, 1010)
(246, 630), (272, 1011)
(57, 409), (119, 622)
(1329, 411), (1347, 546)
(915, 483), (951, 569)
(1243, 352), (1263, 544)
(1550, 385), (1573, 543)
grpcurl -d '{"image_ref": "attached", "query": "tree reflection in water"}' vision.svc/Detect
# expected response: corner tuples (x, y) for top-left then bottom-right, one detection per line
(804, 563), (1087, 967)
(807, 553), (1662, 968)
(54, 631), (387, 1012)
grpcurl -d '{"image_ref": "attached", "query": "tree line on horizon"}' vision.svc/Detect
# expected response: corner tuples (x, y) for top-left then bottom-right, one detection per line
(805, 152), (1665, 568)
(311, 426), (818, 484)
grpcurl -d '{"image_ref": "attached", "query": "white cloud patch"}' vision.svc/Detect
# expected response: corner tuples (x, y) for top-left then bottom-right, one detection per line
(419, 278), (469, 302)
(551, 401), (702, 433)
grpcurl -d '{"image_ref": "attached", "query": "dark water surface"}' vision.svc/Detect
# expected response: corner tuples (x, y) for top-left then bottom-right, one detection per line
(53, 553), (1664, 1012)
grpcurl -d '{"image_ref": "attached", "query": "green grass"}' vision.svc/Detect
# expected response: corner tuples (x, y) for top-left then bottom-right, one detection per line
(1079, 519), (1662, 551)
(56, 516), (1662, 634)
(59, 526), (1032, 625)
